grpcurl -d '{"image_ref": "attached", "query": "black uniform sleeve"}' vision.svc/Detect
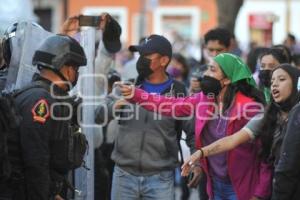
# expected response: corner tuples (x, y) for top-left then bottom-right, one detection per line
(19, 92), (54, 200)
(272, 104), (300, 200)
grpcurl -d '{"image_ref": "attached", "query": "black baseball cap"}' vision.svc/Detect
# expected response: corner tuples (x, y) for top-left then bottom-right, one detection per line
(103, 15), (122, 53)
(129, 34), (172, 58)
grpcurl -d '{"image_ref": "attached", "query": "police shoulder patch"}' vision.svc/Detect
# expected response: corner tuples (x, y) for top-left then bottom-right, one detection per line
(31, 99), (50, 124)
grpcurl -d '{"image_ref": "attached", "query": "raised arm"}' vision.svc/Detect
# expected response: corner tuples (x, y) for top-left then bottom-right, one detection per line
(60, 14), (120, 77)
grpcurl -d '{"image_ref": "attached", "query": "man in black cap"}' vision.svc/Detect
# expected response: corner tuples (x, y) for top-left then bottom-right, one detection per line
(95, 34), (196, 200)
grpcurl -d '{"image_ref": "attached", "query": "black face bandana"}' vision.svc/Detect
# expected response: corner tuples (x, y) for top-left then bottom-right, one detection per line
(273, 98), (295, 112)
(259, 70), (272, 88)
(200, 75), (222, 97)
(136, 56), (153, 78)
(273, 92), (299, 112)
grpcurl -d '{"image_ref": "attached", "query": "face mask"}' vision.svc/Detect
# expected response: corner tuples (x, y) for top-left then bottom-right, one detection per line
(200, 75), (222, 97)
(167, 66), (182, 78)
(259, 70), (272, 88)
(62, 67), (79, 91)
(136, 56), (153, 78)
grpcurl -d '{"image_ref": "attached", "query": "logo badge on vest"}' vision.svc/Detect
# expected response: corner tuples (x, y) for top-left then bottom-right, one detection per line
(31, 99), (50, 123)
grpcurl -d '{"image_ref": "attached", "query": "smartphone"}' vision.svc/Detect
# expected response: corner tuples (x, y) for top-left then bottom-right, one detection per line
(187, 172), (194, 182)
(78, 15), (101, 27)
(111, 81), (134, 99)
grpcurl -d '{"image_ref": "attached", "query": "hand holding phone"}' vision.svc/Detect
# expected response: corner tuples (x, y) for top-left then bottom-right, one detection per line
(79, 15), (101, 27)
(112, 81), (134, 99)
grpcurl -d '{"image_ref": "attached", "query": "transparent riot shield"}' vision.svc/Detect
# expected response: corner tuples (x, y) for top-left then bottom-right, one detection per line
(5, 21), (53, 91)
(74, 27), (106, 200)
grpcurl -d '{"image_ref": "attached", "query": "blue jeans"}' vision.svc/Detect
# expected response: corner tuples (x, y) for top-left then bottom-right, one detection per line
(212, 178), (237, 200)
(111, 166), (175, 200)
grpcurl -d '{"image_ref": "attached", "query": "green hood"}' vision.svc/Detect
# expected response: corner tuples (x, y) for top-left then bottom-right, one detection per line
(213, 53), (256, 88)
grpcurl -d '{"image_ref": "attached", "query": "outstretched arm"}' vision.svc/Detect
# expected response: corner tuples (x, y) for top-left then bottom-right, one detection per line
(181, 113), (264, 176)
(119, 83), (203, 117)
(181, 129), (251, 176)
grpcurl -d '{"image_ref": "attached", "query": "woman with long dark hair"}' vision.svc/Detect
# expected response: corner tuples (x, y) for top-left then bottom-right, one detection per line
(119, 53), (272, 200)
(180, 64), (300, 199)
(259, 64), (300, 164)
(181, 63), (299, 158)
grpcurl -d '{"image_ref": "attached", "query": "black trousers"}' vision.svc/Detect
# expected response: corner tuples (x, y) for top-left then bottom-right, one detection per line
(0, 182), (26, 200)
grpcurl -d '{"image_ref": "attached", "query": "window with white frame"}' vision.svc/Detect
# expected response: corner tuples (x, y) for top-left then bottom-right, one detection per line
(153, 7), (200, 42)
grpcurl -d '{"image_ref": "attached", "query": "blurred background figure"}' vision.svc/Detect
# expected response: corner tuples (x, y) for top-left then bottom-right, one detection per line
(282, 35), (300, 69)
(229, 34), (242, 57)
(257, 47), (290, 103)
(284, 33), (300, 56)
(246, 47), (269, 75)
(189, 27), (231, 95)
(188, 61), (207, 94)
(203, 27), (231, 60)
(166, 53), (190, 87)
(293, 54), (300, 69)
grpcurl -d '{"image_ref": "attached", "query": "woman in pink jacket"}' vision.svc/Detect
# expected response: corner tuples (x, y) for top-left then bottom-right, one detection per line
(119, 53), (272, 200)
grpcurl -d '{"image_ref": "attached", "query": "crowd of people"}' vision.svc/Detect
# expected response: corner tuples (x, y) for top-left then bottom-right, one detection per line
(0, 11), (300, 200)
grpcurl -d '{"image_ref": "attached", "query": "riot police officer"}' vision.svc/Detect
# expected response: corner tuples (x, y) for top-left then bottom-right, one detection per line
(0, 34), (86, 200)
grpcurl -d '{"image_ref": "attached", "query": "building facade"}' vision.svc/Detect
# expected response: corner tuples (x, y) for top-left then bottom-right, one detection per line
(68, 0), (218, 46)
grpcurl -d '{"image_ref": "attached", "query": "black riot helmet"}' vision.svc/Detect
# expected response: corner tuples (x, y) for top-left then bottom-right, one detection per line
(32, 34), (87, 72)
(2, 22), (44, 67)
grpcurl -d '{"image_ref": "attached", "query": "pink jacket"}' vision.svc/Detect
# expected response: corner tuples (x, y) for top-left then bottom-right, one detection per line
(131, 89), (272, 200)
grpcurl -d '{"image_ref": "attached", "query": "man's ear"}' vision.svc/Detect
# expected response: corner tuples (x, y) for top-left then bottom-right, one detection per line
(160, 56), (170, 68)
(59, 65), (71, 79)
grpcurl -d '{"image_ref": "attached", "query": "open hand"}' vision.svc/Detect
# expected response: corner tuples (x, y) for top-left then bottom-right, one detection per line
(60, 15), (80, 36)
(187, 166), (203, 188)
(181, 150), (203, 177)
